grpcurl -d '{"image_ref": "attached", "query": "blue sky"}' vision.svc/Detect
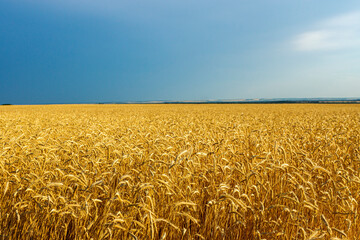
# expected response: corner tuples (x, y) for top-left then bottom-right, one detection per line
(1, 0), (360, 104)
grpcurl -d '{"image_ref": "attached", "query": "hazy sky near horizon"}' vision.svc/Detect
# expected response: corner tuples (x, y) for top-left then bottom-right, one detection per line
(1, 1), (360, 104)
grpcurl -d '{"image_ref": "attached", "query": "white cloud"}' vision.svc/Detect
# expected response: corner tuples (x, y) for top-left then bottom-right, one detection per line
(322, 12), (360, 27)
(293, 11), (360, 51)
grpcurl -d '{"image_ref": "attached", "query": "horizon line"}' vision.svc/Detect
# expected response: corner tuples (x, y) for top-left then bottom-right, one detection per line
(2, 97), (360, 106)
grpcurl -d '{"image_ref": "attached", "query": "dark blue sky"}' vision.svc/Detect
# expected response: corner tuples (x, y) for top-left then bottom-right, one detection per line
(1, 0), (360, 104)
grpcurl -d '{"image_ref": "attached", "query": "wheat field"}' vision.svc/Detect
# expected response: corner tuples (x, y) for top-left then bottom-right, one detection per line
(0, 104), (359, 239)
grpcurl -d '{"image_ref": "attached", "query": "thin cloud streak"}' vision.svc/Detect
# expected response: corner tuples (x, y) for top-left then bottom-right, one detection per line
(293, 11), (360, 51)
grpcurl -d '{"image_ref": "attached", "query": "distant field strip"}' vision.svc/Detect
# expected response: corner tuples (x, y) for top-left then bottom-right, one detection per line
(0, 104), (359, 239)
